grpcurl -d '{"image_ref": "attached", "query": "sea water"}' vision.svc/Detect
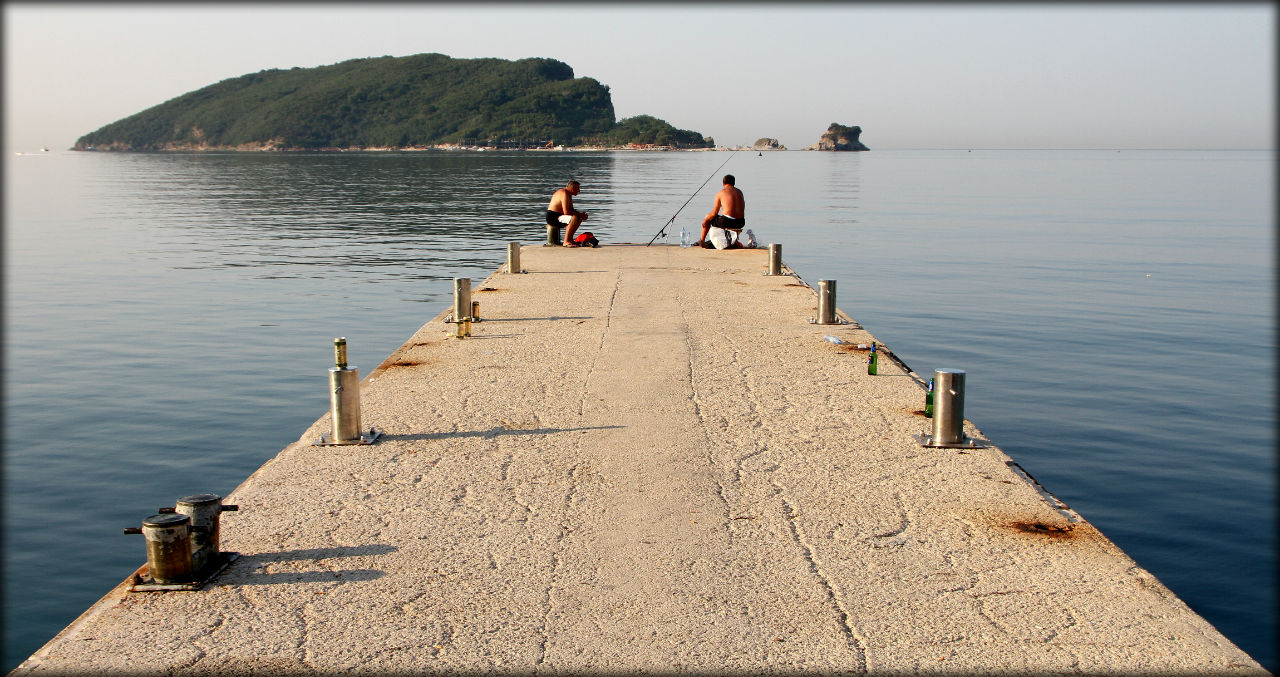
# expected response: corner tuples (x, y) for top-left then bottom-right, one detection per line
(3, 149), (1273, 670)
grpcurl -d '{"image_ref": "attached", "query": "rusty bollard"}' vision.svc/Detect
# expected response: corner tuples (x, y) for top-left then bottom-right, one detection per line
(123, 514), (193, 584)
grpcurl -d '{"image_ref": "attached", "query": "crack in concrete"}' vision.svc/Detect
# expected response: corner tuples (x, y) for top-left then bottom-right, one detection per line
(534, 463), (583, 669)
(173, 609), (226, 671)
(679, 302), (736, 539)
(577, 271), (622, 417)
(778, 493), (869, 671)
(870, 491), (910, 539)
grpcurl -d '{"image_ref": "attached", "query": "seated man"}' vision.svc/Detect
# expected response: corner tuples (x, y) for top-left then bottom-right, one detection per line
(697, 174), (745, 249)
(546, 180), (589, 247)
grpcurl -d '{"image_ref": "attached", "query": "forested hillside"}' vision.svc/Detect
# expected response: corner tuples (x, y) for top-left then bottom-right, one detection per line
(74, 54), (712, 150)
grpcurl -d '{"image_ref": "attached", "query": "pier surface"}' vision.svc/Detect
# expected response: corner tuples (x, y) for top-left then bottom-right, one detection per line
(15, 245), (1263, 674)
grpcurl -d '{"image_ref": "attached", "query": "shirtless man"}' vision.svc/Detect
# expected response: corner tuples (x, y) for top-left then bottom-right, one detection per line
(697, 174), (745, 248)
(546, 180), (589, 247)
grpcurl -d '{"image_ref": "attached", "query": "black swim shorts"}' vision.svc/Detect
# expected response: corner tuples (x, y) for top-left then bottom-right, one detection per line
(712, 215), (746, 230)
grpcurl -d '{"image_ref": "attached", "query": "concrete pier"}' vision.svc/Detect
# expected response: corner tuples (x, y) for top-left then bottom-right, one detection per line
(13, 244), (1264, 674)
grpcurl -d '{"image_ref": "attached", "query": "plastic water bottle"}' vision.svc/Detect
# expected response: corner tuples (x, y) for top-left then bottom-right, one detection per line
(822, 335), (843, 345)
(867, 342), (878, 375)
(925, 378), (934, 417)
(680, 226), (689, 248)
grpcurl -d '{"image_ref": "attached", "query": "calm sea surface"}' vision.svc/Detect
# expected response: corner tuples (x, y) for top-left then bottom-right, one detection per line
(4, 149), (1274, 671)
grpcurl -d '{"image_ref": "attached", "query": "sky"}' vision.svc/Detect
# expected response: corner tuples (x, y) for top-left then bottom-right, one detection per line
(3, 3), (1274, 152)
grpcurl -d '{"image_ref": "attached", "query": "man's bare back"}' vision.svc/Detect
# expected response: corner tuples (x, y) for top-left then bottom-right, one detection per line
(547, 188), (576, 215)
(712, 185), (745, 219)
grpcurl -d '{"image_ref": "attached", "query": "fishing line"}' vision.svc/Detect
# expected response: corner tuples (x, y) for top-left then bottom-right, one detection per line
(646, 150), (739, 246)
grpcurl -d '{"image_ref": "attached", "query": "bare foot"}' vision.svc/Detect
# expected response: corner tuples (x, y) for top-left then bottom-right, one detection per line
(563, 242), (580, 248)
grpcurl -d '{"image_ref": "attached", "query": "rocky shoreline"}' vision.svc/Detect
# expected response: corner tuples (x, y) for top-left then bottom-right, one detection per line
(75, 125), (868, 153)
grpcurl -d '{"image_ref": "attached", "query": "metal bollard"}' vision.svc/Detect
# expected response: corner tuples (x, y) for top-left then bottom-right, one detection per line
(507, 242), (522, 273)
(160, 494), (238, 573)
(913, 368), (982, 448)
(546, 224), (561, 246)
(766, 243), (783, 275)
(123, 514), (193, 584)
(816, 279), (837, 325)
(453, 278), (472, 322)
(314, 338), (380, 446)
(329, 337), (362, 443)
(472, 300), (481, 323)
(932, 369), (966, 445)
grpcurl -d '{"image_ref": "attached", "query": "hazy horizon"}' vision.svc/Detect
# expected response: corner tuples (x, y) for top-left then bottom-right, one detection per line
(4, 3), (1274, 152)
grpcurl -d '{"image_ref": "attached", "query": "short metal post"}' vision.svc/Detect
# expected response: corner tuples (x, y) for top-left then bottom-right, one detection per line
(932, 369), (966, 445)
(334, 336), (348, 369)
(767, 243), (783, 275)
(471, 300), (480, 322)
(124, 514), (194, 584)
(817, 279), (837, 325)
(329, 337), (362, 443)
(314, 338), (380, 446)
(507, 242), (522, 273)
(546, 224), (561, 246)
(162, 494), (238, 573)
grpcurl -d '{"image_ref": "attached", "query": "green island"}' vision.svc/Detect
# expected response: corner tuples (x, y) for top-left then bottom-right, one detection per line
(72, 54), (714, 152)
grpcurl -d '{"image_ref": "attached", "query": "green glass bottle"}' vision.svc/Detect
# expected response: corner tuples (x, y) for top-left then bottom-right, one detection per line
(925, 378), (934, 417)
(867, 342), (878, 375)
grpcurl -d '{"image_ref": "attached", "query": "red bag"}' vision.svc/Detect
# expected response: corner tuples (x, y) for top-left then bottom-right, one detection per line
(573, 232), (599, 248)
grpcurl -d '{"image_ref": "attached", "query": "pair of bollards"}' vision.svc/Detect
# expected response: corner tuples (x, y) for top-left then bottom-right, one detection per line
(796, 267), (976, 447)
(123, 494), (239, 588)
(449, 278), (483, 338)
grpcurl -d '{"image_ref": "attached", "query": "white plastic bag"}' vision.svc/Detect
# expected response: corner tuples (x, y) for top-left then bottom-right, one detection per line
(708, 226), (730, 249)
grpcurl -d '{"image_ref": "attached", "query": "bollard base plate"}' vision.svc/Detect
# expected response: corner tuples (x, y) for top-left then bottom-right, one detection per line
(313, 428), (383, 446)
(913, 432), (985, 449)
(807, 317), (848, 325)
(129, 552), (240, 592)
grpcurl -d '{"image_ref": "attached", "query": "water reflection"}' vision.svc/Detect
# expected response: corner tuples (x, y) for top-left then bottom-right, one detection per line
(134, 152), (620, 278)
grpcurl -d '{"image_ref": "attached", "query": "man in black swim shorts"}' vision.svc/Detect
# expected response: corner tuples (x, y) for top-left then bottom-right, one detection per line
(697, 174), (745, 249)
(546, 180), (589, 247)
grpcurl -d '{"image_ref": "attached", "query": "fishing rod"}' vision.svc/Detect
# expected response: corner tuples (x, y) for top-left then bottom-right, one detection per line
(646, 150), (738, 246)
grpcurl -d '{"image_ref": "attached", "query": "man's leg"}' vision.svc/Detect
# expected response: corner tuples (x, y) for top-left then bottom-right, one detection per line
(697, 214), (712, 246)
(564, 215), (582, 246)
